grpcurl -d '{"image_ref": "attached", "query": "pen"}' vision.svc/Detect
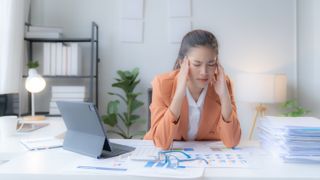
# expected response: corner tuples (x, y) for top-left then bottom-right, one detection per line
(77, 166), (127, 171)
(31, 145), (63, 151)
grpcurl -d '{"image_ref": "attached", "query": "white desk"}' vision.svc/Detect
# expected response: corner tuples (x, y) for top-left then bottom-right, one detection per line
(0, 117), (319, 180)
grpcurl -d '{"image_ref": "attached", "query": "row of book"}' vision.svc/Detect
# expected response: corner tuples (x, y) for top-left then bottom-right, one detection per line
(43, 43), (82, 76)
(49, 86), (87, 115)
(25, 25), (62, 39)
(258, 116), (320, 163)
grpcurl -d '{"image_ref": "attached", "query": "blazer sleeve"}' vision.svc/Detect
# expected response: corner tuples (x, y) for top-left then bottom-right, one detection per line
(217, 77), (242, 148)
(144, 76), (180, 149)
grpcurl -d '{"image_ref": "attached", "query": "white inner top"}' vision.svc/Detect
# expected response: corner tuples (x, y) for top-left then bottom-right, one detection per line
(186, 85), (208, 140)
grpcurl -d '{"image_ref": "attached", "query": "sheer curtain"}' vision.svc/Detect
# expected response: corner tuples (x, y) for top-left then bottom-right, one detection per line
(0, 0), (29, 95)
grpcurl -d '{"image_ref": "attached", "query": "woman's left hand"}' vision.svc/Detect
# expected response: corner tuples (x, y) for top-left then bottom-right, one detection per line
(211, 63), (232, 121)
(212, 63), (229, 97)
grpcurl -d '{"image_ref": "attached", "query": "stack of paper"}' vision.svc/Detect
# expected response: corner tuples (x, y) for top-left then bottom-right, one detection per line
(25, 25), (62, 39)
(49, 86), (87, 115)
(20, 137), (63, 151)
(258, 116), (320, 163)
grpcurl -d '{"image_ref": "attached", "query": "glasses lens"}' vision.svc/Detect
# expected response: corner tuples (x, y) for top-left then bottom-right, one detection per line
(167, 155), (179, 169)
(158, 153), (164, 161)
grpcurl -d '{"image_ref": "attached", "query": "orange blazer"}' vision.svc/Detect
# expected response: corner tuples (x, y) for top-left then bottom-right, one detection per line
(144, 70), (241, 149)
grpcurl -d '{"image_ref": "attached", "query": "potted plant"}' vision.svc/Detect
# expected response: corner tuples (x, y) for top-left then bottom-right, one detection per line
(102, 68), (146, 139)
(27, 61), (39, 69)
(26, 61), (41, 78)
(281, 99), (310, 117)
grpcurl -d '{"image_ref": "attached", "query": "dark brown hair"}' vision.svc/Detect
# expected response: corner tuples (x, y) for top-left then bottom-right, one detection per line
(173, 30), (219, 69)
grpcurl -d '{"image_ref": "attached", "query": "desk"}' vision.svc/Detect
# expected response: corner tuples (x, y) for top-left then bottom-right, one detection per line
(0, 117), (319, 180)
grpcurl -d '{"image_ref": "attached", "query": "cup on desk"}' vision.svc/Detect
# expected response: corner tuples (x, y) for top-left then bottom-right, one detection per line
(0, 116), (18, 141)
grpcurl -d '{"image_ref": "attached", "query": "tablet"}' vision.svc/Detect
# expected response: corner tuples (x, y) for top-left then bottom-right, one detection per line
(57, 101), (135, 158)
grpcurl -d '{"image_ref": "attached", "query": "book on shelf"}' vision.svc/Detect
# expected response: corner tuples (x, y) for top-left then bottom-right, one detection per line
(49, 86), (87, 115)
(42, 43), (82, 76)
(25, 31), (62, 39)
(43, 43), (51, 75)
(28, 25), (63, 33)
(69, 43), (82, 75)
(62, 45), (68, 75)
(51, 93), (86, 99)
(52, 86), (86, 93)
(25, 25), (63, 39)
(50, 43), (57, 75)
(49, 98), (87, 115)
(56, 43), (63, 75)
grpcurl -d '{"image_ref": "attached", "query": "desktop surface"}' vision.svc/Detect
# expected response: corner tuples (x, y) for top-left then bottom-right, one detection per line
(0, 117), (319, 180)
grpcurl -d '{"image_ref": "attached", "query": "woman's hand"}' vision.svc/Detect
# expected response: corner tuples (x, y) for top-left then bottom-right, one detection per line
(211, 63), (232, 121)
(176, 57), (190, 96)
(169, 57), (190, 120)
(212, 63), (228, 97)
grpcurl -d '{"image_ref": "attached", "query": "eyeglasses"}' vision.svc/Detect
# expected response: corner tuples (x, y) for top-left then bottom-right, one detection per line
(157, 150), (209, 169)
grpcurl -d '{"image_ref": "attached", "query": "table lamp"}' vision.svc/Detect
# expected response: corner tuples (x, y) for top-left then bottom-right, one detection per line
(23, 68), (46, 121)
(235, 73), (287, 139)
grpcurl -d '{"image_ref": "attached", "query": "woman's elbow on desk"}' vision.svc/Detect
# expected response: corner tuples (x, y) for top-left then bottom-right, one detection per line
(221, 128), (241, 148)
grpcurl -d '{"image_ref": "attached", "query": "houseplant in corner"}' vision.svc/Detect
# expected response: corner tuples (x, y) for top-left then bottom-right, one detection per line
(281, 99), (310, 117)
(102, 68), (146, 139)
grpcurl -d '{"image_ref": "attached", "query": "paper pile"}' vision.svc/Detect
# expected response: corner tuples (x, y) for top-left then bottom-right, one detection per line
(258, 116), (320, 163)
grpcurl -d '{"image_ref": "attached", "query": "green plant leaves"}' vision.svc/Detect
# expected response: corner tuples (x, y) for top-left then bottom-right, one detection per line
(103, 68), (145, 139)
(281, 99), (310, 117)
(27, 61), (39, 69)
(112, 68), (140, 94)
(102, 114), (117, 127)
(102, 100), (120, 127)
(108, 92), (126, 103)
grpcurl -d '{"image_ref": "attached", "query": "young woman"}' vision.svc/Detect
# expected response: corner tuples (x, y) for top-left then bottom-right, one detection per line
(144, 30), (241, 149)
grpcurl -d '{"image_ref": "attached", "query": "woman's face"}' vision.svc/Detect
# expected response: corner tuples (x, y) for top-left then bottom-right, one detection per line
(185, 46), (218, 89)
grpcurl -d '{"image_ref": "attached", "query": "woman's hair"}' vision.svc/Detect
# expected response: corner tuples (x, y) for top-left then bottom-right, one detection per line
(173, 29), (219, 69)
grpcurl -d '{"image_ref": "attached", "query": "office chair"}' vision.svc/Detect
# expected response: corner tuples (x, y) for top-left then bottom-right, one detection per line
(0, 95), (7, 116)
(0, 94), (19, 116)
(147, 88), (152, 131)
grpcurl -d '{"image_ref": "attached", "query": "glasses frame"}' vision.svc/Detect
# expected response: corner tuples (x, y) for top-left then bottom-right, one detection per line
(157, 150), (209, 169)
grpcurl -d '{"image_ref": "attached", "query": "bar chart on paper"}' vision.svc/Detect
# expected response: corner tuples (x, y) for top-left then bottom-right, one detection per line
(144, 153), (249, 168)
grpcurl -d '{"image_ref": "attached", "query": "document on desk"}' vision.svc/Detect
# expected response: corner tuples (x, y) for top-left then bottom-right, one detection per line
(20, 137), (63, 150)
(171, 141), (252, 168)
(68, 140), (254, 178)
(70, 155), (130, 175)
(70, 153), (204, 178)
(126, 165), (204, 179)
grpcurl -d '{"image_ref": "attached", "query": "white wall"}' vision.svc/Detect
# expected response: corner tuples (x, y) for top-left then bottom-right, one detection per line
(30, 0), (297, 138)
(297, 0), (320, 118)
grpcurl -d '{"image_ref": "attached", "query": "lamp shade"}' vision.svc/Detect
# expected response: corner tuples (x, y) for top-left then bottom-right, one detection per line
(235, 73), (287, 103)
(25, 69), (46, 93)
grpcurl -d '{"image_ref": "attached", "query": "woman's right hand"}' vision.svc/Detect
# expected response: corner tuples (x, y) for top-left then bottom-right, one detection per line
(176, 57), (190, 96)
(169, 57), (190, 119)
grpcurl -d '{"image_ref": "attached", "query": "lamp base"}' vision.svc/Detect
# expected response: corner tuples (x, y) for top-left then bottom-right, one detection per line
(248, 104), (267, 140)
(23, 115), (46, 121)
